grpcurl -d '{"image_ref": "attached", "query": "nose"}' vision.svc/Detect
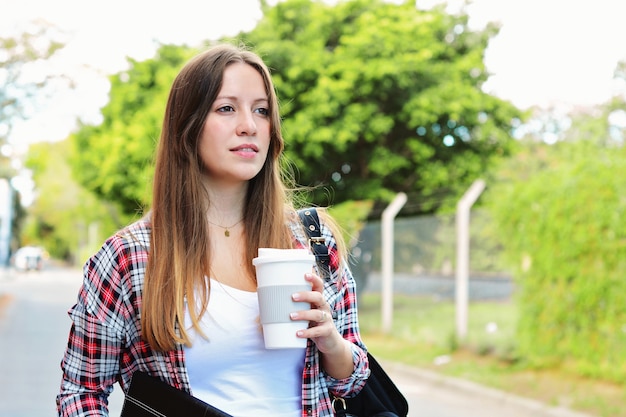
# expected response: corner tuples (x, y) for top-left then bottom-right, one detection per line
(236, 110), (257, 136)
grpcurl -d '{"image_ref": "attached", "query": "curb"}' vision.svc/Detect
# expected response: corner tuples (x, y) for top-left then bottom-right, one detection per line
(382, 360), (595, 417)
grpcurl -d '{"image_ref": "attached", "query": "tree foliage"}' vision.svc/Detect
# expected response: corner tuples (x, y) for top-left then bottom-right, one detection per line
(70, 0), (522, 219)
(477, 58), (626, 383)
(24, 140), (123, 263)
(483, 137), (626, 383)
(0, 20), (67, 177)
(0, 21), (69, 261)
(241, 0), (522, 216)
(70, 45), (196, 215)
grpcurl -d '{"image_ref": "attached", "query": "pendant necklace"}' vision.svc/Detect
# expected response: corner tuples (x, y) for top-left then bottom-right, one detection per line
(208, 218), (244, 237)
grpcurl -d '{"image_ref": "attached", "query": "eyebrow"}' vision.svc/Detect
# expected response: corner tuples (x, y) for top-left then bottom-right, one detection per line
(216, 95), (268, 103)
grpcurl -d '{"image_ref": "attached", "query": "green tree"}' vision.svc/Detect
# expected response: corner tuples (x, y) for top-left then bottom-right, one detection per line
(485, 139), (626, 382)
(70, 0), (522, 220)
(24, 140), (124, 264)
(479, 58), (626, 383)
(241, 0), (522, 216)
(70, 45), (195, 215)
(0, 20), (67, 177)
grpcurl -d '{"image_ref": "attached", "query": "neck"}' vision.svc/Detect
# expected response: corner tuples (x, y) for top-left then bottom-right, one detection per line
(204, 183), (247, 226)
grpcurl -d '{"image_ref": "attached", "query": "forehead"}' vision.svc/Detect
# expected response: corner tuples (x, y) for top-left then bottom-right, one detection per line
(219, 62), (267, 97)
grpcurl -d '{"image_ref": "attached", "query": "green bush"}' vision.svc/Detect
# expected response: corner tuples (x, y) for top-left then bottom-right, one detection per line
(485, 141), (626, 383)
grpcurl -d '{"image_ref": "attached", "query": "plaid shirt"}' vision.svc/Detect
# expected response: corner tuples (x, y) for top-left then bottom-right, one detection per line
(57, 218), (369, 417)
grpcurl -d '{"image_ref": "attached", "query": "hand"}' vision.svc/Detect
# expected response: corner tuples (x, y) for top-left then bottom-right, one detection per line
(290, 273), (343, 354)
(291, 272), (354, 379)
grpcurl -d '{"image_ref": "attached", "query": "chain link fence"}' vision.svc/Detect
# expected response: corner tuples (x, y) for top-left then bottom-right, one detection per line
(349, 210), (515, 301)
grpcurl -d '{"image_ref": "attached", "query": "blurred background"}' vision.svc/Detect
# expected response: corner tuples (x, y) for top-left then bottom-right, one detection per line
(1, 0), (625, 416)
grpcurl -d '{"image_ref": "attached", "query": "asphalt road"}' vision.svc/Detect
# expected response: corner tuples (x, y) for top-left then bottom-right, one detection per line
(0, 266), (592, 417)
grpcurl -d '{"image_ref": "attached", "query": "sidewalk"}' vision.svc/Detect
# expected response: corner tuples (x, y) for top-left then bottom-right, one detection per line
(0, 266), (597, 417)
(383, 360), (595, 417)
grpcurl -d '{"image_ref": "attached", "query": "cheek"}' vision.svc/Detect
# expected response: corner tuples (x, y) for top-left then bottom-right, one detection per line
(261, 124), (273, 150)
(198, 134), (220, 170)
(199, 120), (223, 151)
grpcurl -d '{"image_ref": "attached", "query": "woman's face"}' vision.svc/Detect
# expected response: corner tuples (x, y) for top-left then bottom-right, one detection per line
(199, 62), (271, 188)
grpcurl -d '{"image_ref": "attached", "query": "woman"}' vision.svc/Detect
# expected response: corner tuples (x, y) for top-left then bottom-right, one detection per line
(56, 43), (369, 417)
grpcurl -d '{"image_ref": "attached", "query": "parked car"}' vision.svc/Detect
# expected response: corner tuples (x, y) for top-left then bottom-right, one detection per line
(13, 246), (45, 271)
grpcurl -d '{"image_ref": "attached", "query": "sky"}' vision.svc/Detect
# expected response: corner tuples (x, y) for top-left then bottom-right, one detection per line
(2, 0), (626, 152)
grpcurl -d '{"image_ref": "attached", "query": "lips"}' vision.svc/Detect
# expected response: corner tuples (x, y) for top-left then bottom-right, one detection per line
(230, 144), (259, 152)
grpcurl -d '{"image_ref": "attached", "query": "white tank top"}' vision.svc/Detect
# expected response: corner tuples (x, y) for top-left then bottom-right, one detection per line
(184, 279), (305, 417)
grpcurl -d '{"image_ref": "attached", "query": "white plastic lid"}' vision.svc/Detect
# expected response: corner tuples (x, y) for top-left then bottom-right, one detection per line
(252, 248), (315, 265)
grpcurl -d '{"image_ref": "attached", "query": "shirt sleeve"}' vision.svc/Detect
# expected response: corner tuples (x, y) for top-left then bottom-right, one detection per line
(319, 222), (370, 398)
(56, 235), (133, 417)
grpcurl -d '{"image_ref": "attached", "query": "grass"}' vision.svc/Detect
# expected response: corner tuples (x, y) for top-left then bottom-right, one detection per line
(357, 293), (625, 417)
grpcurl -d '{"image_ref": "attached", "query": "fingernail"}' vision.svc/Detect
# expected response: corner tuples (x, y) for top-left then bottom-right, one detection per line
(292, 293), (301, 301)
(290, 312), (298, 320)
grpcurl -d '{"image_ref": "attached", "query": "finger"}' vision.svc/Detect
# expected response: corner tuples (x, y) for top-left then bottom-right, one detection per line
(305, 273), (324, 292)
(292, 291), (326, 308)
(319, 310), (327, 323)
(316, 301), (328, 310)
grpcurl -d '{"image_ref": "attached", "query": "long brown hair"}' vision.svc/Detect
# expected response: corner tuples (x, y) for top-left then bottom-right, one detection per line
(142, 44), (295, 351)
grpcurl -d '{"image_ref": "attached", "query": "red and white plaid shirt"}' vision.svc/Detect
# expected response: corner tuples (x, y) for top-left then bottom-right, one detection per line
(56, 218), (369, 417)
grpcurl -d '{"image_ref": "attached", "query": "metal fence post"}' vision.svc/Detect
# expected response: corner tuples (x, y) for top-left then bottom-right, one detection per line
(382, 192), (407, 333)
(455, 179), (486, 340)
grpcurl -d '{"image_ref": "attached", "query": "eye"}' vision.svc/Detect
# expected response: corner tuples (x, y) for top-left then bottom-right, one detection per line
(217, 105), (235, 113)
(255, 107), (269, 116)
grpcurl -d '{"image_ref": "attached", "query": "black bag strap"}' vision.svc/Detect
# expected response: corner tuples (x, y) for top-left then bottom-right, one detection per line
(297, 208), (331, 278)
(332, 352), (409, 417)
(297, 209), (408, 417)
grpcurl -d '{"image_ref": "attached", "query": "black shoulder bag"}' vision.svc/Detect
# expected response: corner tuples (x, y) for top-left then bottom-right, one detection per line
(297, 208), (409, 417)
(121, 371), (232, 417)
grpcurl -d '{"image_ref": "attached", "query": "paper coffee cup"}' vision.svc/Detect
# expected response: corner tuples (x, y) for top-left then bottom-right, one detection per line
(253, 248), (315, 349)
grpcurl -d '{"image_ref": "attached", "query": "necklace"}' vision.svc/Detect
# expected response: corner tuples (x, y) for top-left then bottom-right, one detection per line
(208, 218), (244, 237)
